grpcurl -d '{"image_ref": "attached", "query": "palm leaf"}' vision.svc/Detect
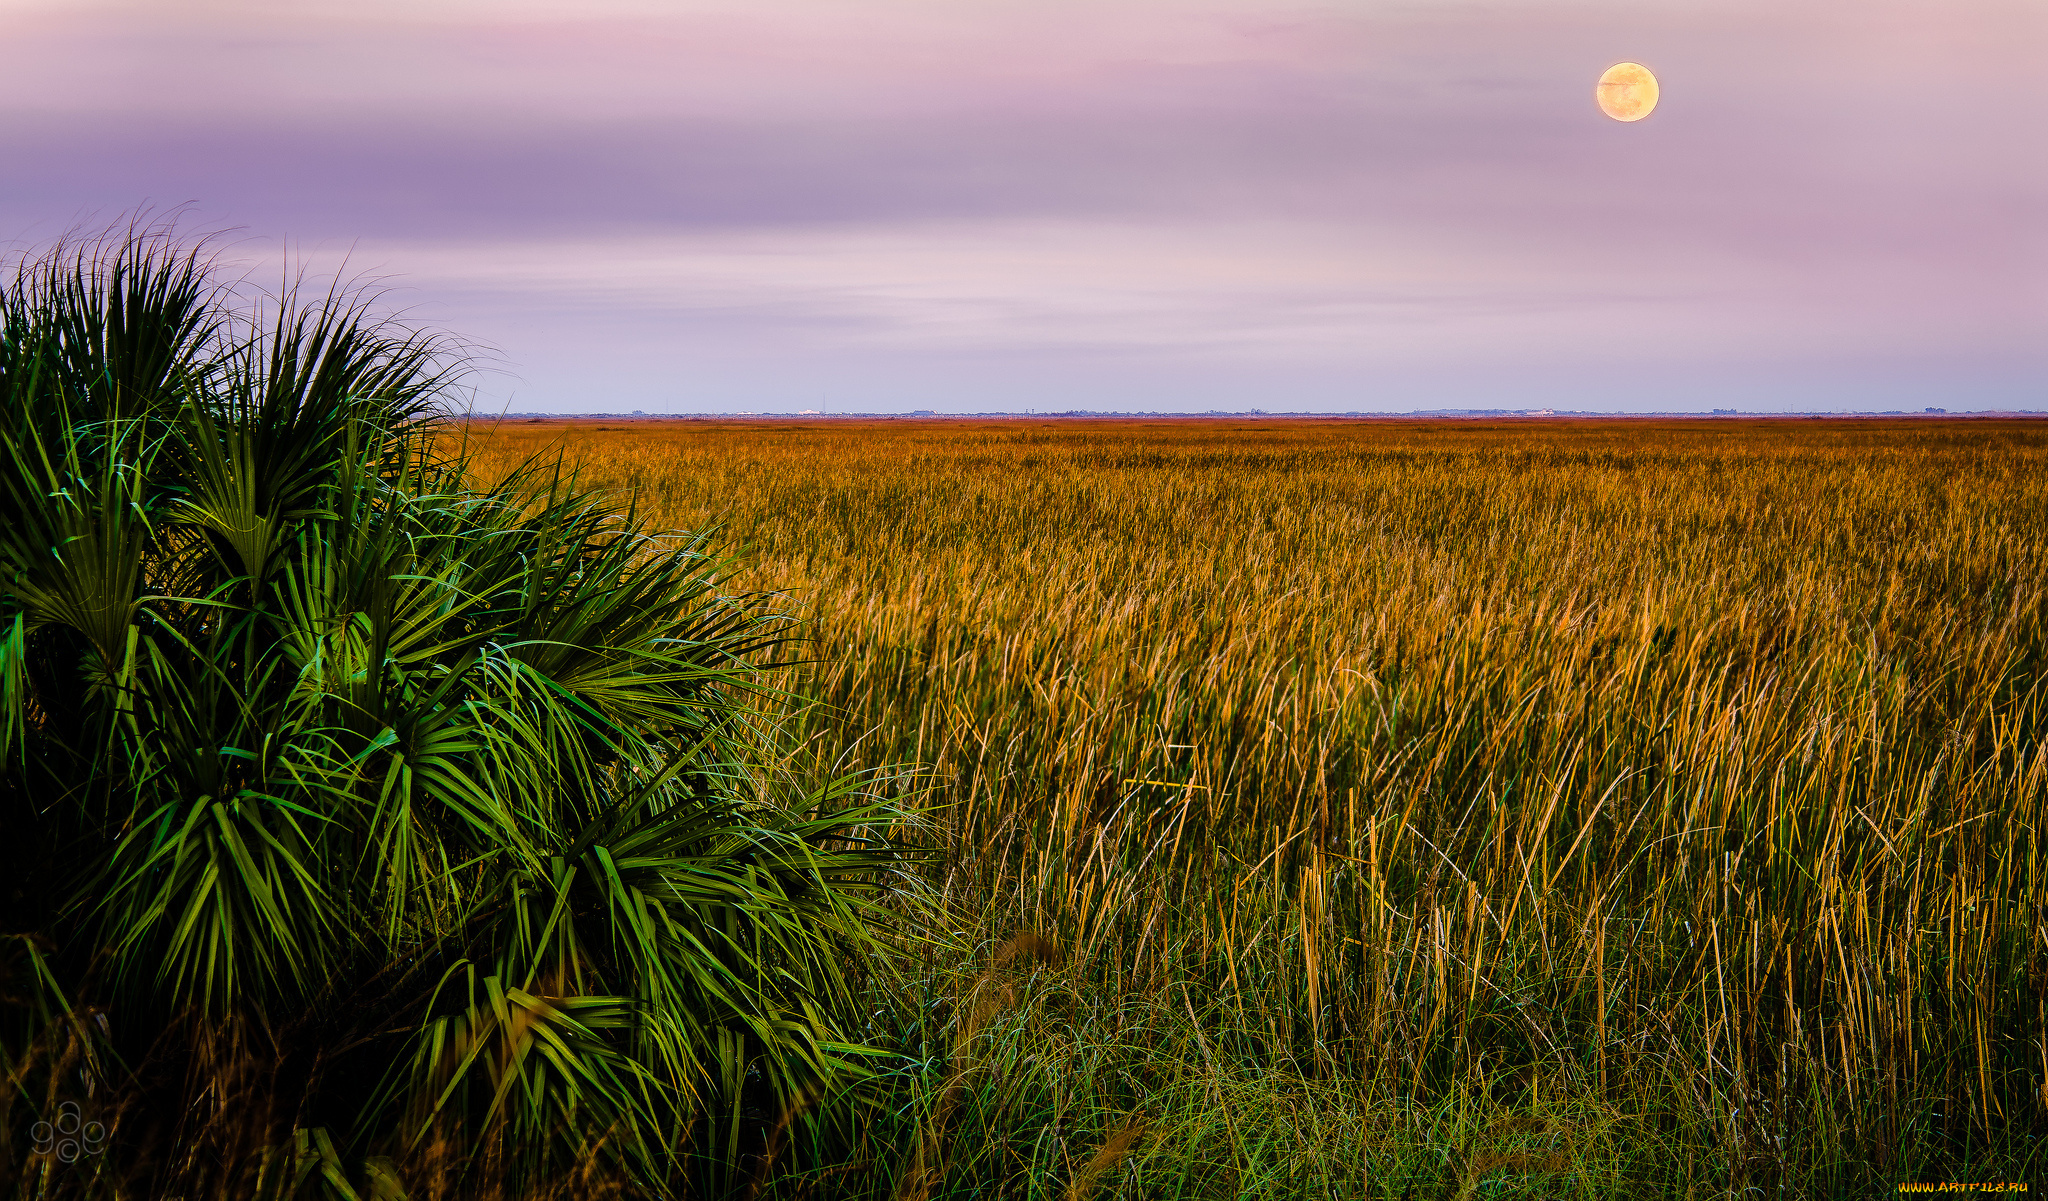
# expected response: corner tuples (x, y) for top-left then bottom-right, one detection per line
(0, 223), (918, 1199)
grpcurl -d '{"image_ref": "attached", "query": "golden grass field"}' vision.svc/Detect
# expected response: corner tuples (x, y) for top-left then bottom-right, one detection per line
(455, 416), (2048, 1198)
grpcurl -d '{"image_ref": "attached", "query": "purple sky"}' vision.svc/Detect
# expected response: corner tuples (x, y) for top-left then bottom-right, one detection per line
(4, 0), (2041, 413)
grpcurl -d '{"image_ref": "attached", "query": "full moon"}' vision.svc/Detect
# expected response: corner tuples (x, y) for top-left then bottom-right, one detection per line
(1596, 62), (1658, 122)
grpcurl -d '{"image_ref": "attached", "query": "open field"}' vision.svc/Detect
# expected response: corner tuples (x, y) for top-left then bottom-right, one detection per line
(454, 417), (2048, 1198)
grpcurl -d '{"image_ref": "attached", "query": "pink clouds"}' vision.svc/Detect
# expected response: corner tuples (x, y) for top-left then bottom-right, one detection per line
(0, 0), (2037, 411)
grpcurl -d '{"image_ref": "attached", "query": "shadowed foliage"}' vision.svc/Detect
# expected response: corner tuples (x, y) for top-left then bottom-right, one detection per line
(0, 224), (916, 1200)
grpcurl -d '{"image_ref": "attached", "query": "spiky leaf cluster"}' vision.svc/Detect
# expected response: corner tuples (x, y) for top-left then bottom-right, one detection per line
(0, 226), (909, 1199)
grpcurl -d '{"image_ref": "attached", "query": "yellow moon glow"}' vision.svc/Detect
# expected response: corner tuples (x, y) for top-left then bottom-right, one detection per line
(1595, 62), (1658, 122)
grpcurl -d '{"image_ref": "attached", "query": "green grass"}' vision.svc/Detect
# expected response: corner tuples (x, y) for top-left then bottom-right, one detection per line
(459, 416), (2048, 1198)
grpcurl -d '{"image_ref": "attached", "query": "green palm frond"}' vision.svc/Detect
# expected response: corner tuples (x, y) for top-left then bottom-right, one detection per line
(0, 224), (917, 1200)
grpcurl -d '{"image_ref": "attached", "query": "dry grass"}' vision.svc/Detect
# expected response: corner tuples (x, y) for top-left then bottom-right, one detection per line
(450, 415), (2048, 1197)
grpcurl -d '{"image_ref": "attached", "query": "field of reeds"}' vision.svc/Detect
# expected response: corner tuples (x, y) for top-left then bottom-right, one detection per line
(456, 415), (2048, 1198)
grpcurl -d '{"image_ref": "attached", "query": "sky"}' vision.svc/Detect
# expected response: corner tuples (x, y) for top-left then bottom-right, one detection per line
(1, 0), (2042, 414)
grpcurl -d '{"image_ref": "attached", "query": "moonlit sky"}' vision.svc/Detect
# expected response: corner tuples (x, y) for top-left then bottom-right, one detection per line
(3, 0), (2042, 414)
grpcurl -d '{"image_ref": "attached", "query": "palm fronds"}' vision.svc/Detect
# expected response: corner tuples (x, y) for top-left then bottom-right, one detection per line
(0, 226), (915, 1200)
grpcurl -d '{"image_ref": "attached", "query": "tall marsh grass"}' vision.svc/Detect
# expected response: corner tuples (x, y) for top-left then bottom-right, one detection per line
(458, 417), (2048, 1197)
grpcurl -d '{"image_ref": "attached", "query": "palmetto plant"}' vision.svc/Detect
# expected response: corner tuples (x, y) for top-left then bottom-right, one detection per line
(0, 226), (913, 1199)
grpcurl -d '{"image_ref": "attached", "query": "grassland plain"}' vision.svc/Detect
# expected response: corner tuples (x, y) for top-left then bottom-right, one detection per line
(453, 416), (2048, 1200)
